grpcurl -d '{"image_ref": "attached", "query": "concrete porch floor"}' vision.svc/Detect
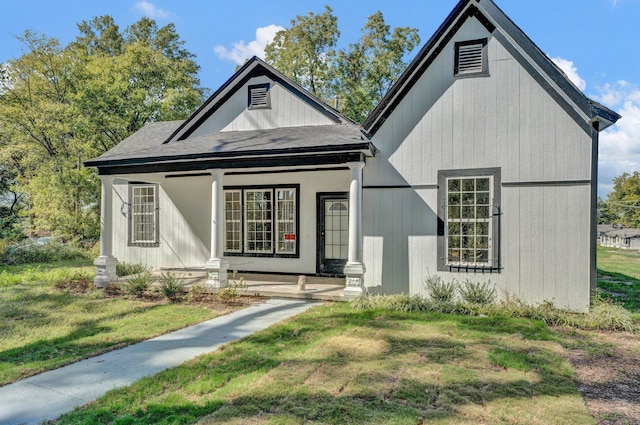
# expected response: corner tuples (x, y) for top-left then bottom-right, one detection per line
(119, 270), (349, 301)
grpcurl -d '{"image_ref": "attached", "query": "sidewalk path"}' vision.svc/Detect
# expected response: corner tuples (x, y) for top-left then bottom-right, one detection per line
(0, 298), (319, 425)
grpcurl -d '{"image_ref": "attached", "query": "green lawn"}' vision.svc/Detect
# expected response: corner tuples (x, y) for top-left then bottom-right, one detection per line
(58, 304), (593, 425)
(597, 246), (640, 311)
(0, 261), (221, 385)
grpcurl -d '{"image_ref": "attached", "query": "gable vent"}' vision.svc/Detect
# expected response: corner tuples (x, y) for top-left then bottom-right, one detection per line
(455, 39), (487, 76)
(248, 83), (270, 109)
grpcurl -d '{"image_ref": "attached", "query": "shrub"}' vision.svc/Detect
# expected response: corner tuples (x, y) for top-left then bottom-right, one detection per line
(124, 270), (153, 297)
(459, 279), (497, 305)
(187, 283), (209, 302)
(424, 275), (457, 303)
(217, 271), (247, 303)
(0, 240), (87, 265)
(116, 262), (148, 277)
(158, 271), (184, 302)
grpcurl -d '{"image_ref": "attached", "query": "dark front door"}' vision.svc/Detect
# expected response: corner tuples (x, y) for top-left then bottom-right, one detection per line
(317, 193), (349, 275)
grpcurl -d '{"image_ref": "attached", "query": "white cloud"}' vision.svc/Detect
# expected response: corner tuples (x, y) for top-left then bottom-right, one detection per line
(214, 24), (284, 65)
(597, 81), (640, 196)
(132, 1), (172, 20)
(552, 57), (587, 91)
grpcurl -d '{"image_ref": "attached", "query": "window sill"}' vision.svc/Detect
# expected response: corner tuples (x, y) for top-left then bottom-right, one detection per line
(225, 252), (300, 259)
(438, 264), (500, 273)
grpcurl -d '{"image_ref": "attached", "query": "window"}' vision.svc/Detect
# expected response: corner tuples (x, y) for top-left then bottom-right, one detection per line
(223, 185), (299, 257)
(224, 191), (242, 253)
(129, 184), (159, 246)
(454, 38), (488, 77)
(248, 83), (270, 109)
(437, 168), (500, 271)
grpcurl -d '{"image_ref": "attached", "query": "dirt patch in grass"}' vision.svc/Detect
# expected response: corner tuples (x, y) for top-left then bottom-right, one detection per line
(559, 328), (640, 425)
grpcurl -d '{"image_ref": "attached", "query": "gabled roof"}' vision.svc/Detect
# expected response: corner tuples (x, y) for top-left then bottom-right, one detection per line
(165, 56), (356, 143)
(362, 0), (621, 137)
(85, 57), (371, 173)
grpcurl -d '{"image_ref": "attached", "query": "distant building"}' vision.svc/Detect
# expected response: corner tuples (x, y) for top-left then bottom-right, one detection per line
(600, 227), (640, 250)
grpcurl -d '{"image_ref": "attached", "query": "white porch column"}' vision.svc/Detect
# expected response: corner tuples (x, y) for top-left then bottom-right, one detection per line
(205, 169), (228, 288)
(343, 161), (366, 297)
(94, 175), (118, 287)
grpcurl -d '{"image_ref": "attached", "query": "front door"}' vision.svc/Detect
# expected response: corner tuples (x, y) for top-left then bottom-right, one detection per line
(317, 193), (349, 275)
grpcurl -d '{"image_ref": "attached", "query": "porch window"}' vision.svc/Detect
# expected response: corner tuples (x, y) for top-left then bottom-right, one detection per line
(223, 185), (299, 257)
(437, 168), (500, 271)
(245, 189), (273, 253)
(128, 184), (159, 247)
(224, 190), (242, 253)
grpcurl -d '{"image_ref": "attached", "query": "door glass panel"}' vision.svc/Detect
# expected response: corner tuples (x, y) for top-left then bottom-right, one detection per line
(324, 200), (348, 260)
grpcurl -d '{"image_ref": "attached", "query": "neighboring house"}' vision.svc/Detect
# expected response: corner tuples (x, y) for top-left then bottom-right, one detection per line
(85, 0), (620, 311)
(597, 224), (617, 244)
(600, 228), (640, 250)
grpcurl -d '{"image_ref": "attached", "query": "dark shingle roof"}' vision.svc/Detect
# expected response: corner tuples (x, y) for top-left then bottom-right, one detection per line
(85, 122), (369, 167)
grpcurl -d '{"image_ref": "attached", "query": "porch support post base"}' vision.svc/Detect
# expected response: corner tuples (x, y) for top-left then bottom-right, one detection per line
(343, 262), (366, 297)
(93, 256), (118, 287)
(205, 259), (229, 289)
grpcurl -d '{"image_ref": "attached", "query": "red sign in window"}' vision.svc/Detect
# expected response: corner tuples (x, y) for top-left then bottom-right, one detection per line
(284, 234), (296, 241)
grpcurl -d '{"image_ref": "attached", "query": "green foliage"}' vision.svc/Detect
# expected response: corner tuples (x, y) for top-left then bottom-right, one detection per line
(186, 282), (208, 302)
(124, 270), (153, 296)
(351, 293), (639, 332)
(265, 6), (339, 101)
(0, 240), (88, 265)
(0, 16), (204, 242)
(158, 271), (184, 302)
(0, 262), (93, 287)
(333, 11), (420, 122)
(265, 7), (419, 123)
(116, 262), (148, 277)
(604, 171), (640, 228)
(459, 279), (497, 305)
(424, 275), (457, 303)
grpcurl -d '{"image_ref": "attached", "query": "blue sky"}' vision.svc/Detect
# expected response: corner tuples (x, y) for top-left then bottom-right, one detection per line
(1, 0), (638, 196)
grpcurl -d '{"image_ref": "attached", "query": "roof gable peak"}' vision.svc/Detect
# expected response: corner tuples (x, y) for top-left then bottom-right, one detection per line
(164, 56), (355, 144)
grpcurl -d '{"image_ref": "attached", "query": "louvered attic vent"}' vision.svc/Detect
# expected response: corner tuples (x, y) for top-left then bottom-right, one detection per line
(248, 83), (270, 109)
(454, 38), (488, 77)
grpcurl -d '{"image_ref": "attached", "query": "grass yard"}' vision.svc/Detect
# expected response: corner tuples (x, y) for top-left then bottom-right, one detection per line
(0, 260), (232, 386)
(58, 303), (594, 425)
(597, 246), (640, 311)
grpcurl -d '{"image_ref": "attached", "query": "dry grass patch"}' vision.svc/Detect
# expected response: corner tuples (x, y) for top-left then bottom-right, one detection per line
(59, 305), (594, 425)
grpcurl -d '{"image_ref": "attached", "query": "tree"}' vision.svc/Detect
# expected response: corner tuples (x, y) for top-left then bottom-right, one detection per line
(265, 6), (339, 101)
(0, 17), (204, 241)
(605, 171), (640, 228)
(265, 7), (420, 123)
(597, 197), (619, 225)
(334, 11), (420, 122)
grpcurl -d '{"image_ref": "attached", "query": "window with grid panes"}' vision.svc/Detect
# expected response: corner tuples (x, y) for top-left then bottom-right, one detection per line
(276, 188), (296, 254)
(224, 190), (242, 252)
(445, 176), (492, 266)
(245, 190), (273, 253)
(129, 184), (159, 246)
(223, 186), (299, 257)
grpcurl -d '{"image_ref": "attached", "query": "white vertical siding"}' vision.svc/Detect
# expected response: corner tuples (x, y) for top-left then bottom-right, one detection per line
(111, 169), (350, 275)
(188, 76), (335, 138)
(364, 15), (593, 311)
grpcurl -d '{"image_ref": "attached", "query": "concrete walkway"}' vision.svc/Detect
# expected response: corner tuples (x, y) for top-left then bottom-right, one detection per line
(0, 298), (319, 425)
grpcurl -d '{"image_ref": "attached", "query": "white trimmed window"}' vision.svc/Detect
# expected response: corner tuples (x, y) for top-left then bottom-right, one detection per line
(129, 184), (159, 246)
(276, 188), (296, 254)
(224, 190), (242, 253)
(224, 185), (299, 257)
(438, 169), (500, 271)
(245, 189), (273, 253)
(446, 176), (492, 266)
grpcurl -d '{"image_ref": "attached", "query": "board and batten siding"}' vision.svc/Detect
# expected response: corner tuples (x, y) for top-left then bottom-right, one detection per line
(188, 76), (335, 138)
(363, 16), (593, 311)
(110, 169), (350, 274)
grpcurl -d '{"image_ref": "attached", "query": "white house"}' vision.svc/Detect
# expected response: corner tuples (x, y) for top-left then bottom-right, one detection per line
(85, 0), (619, 311)
(600, 228), (640, 250)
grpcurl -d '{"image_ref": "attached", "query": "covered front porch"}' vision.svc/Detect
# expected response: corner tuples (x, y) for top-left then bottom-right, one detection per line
(92, 157), (371, 298)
